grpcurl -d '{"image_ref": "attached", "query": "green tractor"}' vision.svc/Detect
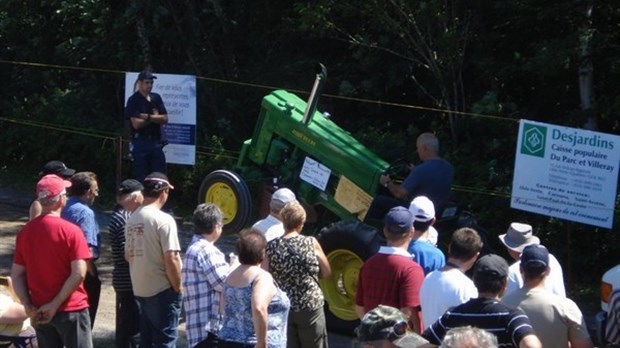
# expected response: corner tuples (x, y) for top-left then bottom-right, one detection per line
(198, 64), (400, 333)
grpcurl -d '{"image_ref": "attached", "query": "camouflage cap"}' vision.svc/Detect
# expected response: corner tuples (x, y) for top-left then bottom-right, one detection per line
(356, 305), (428, 347)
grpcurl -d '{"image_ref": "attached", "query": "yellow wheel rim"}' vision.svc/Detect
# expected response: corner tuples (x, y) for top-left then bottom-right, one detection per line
(319, 249), (363, 321)
(205, 182), (238, 224)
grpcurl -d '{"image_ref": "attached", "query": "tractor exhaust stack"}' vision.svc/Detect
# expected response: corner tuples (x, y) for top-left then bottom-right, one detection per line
(302, 63), (328, 125)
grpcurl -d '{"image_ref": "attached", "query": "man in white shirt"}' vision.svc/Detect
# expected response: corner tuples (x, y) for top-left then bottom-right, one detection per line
(252, 187), (297, 242)
(499, 222), (565, 297)
(419, 227), (482, 328)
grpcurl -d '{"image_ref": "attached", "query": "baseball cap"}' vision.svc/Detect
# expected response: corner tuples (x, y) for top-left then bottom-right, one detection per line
(138, 70), (157, 80)
(40, 160), (76, 178)
(118, 179), (144, 195)
(36, 174), (72, 199)
(270, 188), (297, 210)
(384, 206), (414, 235)
(521, 244), (549, 268)
(408, 196), (435, 222)
(356, 305), (428, 347)
(474, 254), (509, 278)
(144, 172), (174, 189)
(498, 222), (540, 253)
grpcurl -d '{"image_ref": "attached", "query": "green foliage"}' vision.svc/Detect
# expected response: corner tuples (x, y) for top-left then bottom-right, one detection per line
(0, 0), (618, 292)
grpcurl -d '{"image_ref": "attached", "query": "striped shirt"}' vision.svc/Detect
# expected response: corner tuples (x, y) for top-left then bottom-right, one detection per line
(182, 237), (230, 348)
(108, 205), (132, 292)
(422, 298), (536, 347)
(606, 289), (620, 344)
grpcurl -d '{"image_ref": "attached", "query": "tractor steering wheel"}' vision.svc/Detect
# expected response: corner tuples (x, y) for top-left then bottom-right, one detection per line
(384, 158), (411, 182)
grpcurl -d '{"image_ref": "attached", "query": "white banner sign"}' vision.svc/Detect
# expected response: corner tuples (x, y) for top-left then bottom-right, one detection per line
(125, 72), (197, 165)
(300, 156), (331, 191)
(511, 119), (619, 228)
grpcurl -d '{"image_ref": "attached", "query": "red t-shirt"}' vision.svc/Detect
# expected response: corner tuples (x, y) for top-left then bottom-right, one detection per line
(356, 251), (424, 318)
(14, 214), (91, 312)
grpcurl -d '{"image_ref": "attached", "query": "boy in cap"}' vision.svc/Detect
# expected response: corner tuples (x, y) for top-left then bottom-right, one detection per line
(108, 179), (144, 348)
(407, 196), (445, 275)
(125, 172), (182, 348)
(356, 305), (429, 347)
(125, 70), (169, 182)
(499, 222), (565, 297)
(356, 207), (425, 333)
(422, 254), (542, 348)
(502, 245), (593, 348)
(252, 187), (297, 242)
(29, 160), (76, 220)
(12, 175), (93, 348)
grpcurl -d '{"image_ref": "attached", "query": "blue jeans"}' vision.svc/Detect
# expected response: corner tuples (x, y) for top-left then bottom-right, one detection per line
(137, 288), (182, 348)
(35, 308), (92, 348)
(131, 136), (166, 182)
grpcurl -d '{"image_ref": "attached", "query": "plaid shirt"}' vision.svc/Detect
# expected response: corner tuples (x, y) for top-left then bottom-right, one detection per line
(182, 237), (230, 347)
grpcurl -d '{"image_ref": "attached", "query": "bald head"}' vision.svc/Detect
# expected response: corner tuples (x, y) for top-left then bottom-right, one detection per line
(415, 133), (441, 161)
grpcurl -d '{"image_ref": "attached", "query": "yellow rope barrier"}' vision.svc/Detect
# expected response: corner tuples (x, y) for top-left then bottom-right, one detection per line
(0, 59), (573, 203)
(0, 59), (518, 122)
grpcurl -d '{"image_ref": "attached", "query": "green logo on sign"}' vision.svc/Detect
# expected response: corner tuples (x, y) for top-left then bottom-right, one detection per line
(521, 123), (547, 157)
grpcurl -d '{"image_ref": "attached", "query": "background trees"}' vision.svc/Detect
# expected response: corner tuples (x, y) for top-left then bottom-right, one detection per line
(0, 0), (618, 290)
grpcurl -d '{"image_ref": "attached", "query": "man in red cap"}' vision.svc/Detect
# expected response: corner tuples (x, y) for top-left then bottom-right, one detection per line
(29, 160), (76, 220)
(11, 175), (93, 348)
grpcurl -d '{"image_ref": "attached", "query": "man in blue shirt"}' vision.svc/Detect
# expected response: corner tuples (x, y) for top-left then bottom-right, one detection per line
(125, 70), (169, 182)
(367, 132), (454, 221)
(61, 171), (100, 328)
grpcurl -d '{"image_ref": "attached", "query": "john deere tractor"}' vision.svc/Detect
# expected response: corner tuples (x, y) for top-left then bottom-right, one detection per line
(198, 64), (402, 332)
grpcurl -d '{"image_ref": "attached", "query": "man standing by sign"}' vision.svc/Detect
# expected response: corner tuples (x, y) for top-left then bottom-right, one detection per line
(125, 70), (169, 182)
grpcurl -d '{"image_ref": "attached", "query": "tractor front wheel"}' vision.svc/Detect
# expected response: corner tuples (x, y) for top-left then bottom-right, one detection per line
(317, 220), (384, 335)
(198, 170), (252, 235)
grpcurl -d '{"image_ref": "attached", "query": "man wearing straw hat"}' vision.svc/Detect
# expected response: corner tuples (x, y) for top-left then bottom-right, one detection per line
(499, 222), (565, 297)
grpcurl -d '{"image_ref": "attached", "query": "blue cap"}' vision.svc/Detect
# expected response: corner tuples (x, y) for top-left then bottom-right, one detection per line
(521, 244), (549, 268)
(384, 207), (414, 235)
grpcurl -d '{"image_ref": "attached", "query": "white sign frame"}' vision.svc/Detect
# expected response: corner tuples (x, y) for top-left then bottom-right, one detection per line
(511, 119), (619, 228)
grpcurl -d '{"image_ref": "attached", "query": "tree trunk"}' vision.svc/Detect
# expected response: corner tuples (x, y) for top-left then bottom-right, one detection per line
(579, 5), (595, 130)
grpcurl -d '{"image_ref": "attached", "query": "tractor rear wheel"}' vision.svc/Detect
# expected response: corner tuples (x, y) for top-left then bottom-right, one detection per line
(198, 170), (252, 235)
(317, 220), (384, 335)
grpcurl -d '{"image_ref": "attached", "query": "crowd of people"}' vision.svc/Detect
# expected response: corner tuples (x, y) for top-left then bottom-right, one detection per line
(4, 129), (617, 348)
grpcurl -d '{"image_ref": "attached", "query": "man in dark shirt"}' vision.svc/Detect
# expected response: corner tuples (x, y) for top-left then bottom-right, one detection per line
(125, 70), (169, 182)
(422, 254), (542, 348)
(367, 132), (454, 221)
